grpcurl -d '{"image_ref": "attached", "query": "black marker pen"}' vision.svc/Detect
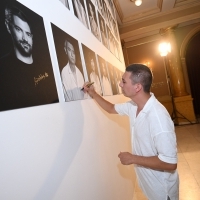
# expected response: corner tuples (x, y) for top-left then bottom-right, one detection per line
(81, 82), (94, 90)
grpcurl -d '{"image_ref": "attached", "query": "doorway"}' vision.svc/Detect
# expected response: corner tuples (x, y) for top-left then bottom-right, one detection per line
(185, 31), (200, 116)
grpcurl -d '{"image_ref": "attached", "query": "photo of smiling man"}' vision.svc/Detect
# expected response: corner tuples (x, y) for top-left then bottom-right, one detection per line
(4, 4), (33, 64)
(0, 0), (58, 112)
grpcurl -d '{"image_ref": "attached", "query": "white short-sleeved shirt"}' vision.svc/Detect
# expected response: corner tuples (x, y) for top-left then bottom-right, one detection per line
(61, 63), (85, 101)
(90, 72), (102, 95)
(115, 93), (179, 200)
(102, 76), (112, 95)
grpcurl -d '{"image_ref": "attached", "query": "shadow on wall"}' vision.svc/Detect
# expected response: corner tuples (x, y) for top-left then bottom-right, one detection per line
(117, 163), (136, 190)
(92, 95), (136, 192)
(33, 101), (84, 200)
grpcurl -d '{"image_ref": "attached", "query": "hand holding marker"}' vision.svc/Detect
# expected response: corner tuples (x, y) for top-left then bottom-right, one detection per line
(81, 82), (94, 90)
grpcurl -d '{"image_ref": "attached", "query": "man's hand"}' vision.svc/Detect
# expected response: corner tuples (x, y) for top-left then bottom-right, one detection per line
(118, 152), (134, 165)
(82, 82), (117, 114)
(82, 82), (97, 98)
(118, 152), (177, 171)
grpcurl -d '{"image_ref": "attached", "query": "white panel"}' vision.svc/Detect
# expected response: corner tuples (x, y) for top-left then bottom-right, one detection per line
(0, 0), (134, 200)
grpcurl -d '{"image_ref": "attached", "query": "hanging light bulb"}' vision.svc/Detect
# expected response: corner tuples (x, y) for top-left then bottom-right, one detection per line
(130, 0), (142, 6)
(135, 0), (142, 6)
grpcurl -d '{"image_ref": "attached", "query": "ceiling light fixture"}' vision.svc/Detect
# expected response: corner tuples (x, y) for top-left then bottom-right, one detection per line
(131, 0), (142, 6)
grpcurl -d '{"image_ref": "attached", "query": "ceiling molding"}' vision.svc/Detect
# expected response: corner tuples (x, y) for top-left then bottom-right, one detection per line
(159, 24), (178, 36)
(175, 0), (199, 7)
(125, 35), (162, 49)
(124, 30), (161, 43)
(118, 1), (200, 28)
(123, 7), (161, 23)
(120, 12), (200, 40)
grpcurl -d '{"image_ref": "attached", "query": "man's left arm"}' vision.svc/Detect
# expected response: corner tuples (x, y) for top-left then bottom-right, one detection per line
(118, 152), (177, 171)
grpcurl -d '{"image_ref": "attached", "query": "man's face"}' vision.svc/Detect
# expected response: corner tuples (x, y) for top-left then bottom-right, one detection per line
(8, 15), (33, 56)
(65, 41), (76, 65)
(119, 71), (137, 98)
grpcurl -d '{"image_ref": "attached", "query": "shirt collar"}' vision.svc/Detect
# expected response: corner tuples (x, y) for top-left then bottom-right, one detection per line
(141, 92), (156, 114)
(67, 63), (76, 74)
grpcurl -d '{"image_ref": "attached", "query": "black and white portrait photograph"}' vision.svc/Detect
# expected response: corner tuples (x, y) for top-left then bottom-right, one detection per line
(113, 38), (119, 59)
(110, 17), (115, 36)
(82, 44), (102, 95)
(107, 10), (112, 31)
(113, 19), (120, 42)
(114, 68), (122, 94)
(59, 0), (70, 9)
(107, 63), (118, 95)
(72, 0), (89, 29)
(0, 0), (58, 112)
(106, 0), (115, 19)
(86, 0), (100, 41)
(116, 41), (123, 62)
(95, 0), (103, 16)
(107, 27), (115, 54)
(51, 23), (86, 102)
(97, 55), (112, 96)
(98, 13), (108, 48)
(102, 0), (108, 23)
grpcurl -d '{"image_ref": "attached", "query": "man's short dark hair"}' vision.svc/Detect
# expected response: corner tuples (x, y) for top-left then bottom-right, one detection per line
(5, 4), (31, 30)
(126, 63), (152, 93)
(64, 37), (75, 49)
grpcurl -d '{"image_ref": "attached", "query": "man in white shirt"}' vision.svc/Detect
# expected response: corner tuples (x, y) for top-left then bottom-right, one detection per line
(115, 69), (122, 94)
(61, 39), (85, 101)
(100, 61), (112, 95)
(88, 2), (100, 40)
(99, 17), (108, 48)
(96, 0), (103, 15)
(89, 57), (102, 95)
(73, 0), (89, 28)
(83, 63), (179, 200)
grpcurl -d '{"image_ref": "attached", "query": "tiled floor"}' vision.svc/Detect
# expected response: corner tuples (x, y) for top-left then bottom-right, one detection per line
(133, 123), (200, 200)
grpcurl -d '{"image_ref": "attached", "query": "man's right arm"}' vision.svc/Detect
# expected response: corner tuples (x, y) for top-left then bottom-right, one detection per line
(83, 83), (117, 114)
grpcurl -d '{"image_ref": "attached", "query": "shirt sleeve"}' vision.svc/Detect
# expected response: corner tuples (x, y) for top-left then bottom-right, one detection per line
(114, 101), (134, 116)
(154, 131), (178, 164)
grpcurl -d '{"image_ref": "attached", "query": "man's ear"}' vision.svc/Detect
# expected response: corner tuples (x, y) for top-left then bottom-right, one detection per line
(5, 20), (11, 34)
(135, 83), (142, 93)
(64, 47), (67, 54)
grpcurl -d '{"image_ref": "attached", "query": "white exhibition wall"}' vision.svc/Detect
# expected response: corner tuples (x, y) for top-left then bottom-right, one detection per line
(0, 0), (135, 199)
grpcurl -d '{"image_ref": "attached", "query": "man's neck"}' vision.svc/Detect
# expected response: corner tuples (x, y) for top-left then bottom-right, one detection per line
(132, 93), (151, 115)
(15, 50), (33, 64)
(69, 62), (76, 73)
